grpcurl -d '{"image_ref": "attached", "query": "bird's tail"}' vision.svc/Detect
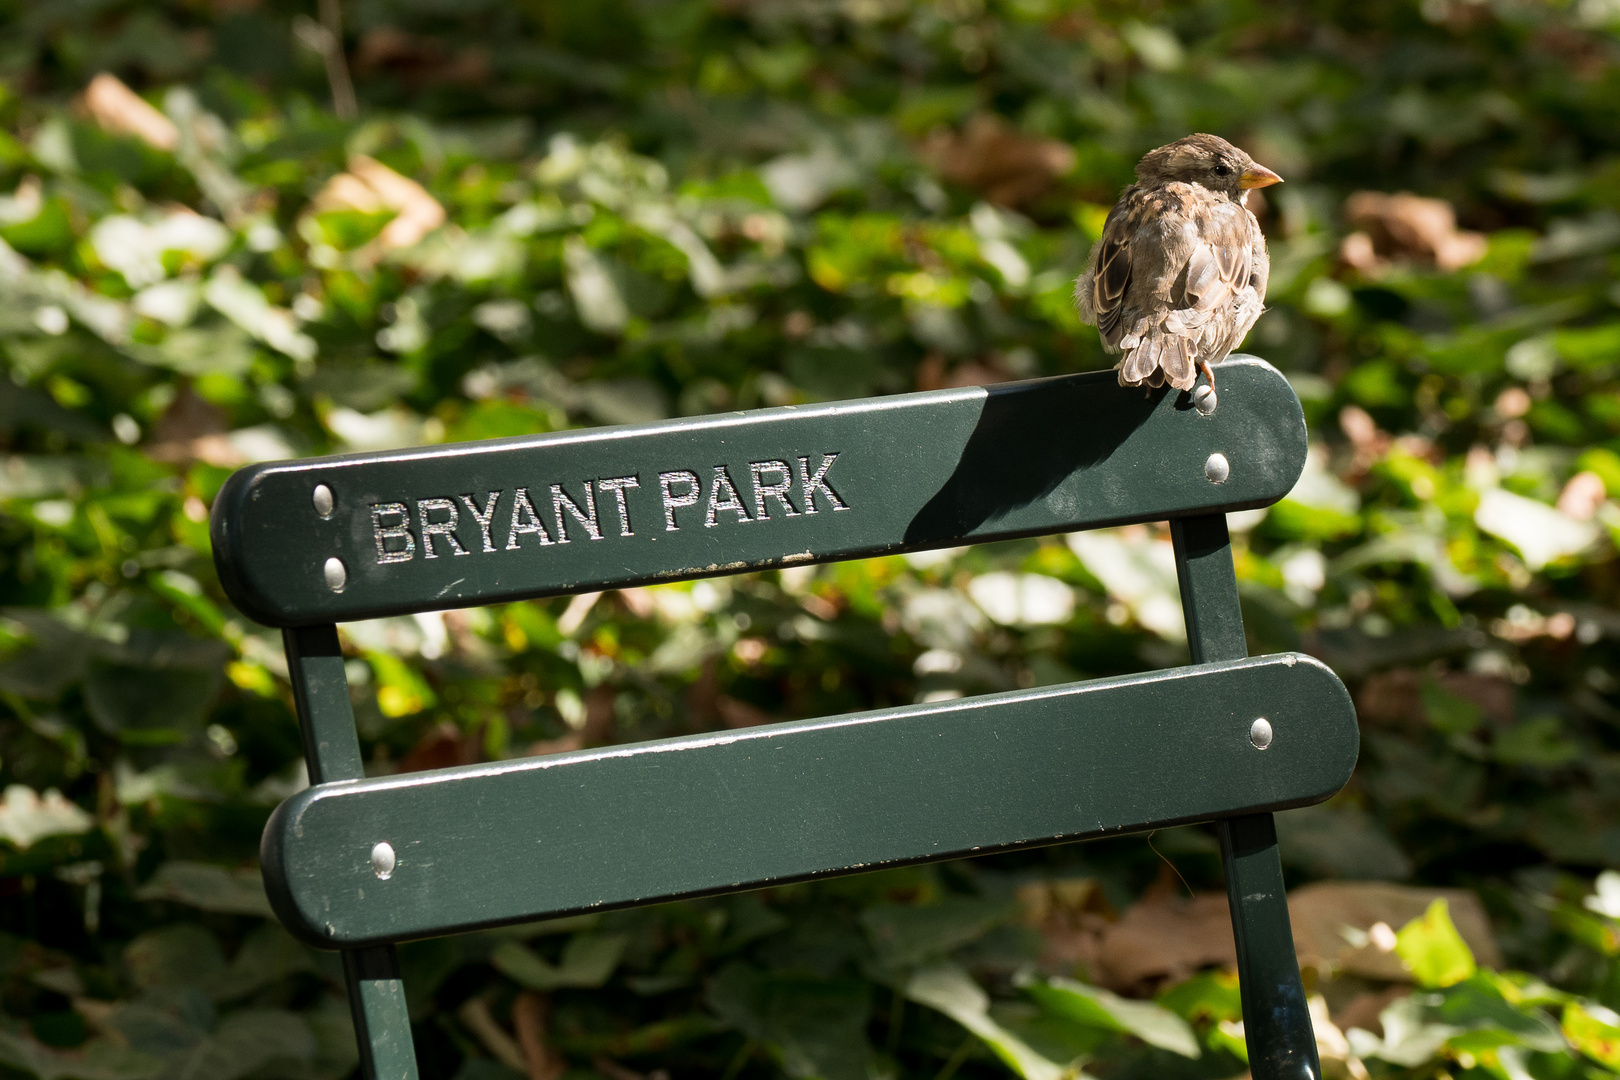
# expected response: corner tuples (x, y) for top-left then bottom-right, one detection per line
(1116, 310), (1216, 391)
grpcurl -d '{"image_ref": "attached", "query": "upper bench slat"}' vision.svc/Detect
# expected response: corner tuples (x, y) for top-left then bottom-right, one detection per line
(212, 357), (1305, 626)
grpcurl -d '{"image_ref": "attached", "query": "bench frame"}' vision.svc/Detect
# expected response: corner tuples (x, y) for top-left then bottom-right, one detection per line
(221, 359), (1346, 1080)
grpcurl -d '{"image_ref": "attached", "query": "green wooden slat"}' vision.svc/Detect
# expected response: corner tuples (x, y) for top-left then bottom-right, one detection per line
(214, 358), (1305, 627)
(261, 652), (1355, 948)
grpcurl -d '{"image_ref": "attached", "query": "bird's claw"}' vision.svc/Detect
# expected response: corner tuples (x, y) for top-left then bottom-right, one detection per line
(1193, 360), (1218, 415)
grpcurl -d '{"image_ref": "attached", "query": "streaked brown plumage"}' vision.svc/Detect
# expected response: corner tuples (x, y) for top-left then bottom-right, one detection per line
(1076, 134), (1281, 394)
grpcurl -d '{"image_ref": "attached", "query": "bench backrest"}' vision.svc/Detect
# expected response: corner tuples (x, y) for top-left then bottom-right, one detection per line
(213, 359), (1302, 626)
(214, 357), (1347, 1080)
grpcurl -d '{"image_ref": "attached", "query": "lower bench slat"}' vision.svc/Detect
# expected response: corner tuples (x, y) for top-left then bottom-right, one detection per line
(262, 652), (1356, 947)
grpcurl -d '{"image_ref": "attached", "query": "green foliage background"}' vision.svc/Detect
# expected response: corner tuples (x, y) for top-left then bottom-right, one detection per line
(3, 0), (1620, 1078)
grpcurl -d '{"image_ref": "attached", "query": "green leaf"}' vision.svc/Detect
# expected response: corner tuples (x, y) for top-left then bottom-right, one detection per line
(707, 962), (873, 1080)
(1494, 715), (1580, 767)
(0, 1032), (163, 1080)
(1562, 1000), (1620, 1071)
(1274, 803), (1413, 881)
(1018, 973), (1200, 1058)
(489, 933), (628, 990)
(1420, 680), (1483, 736)
(1156, 970), (1243, 1026)
(172, 1009), (316, 1080)
(135, 862), (273, 918)
(124, 926), (225, 991)
(84, 659), (223, 741)
(1433, 975), (1565, 1053)
(312, 209), (396, 251)
(1395, 899), (1477, 989)
(904, 963), (1070, 1080)
(206, 924), (318, 1003)
(859, 896), (1015, 970)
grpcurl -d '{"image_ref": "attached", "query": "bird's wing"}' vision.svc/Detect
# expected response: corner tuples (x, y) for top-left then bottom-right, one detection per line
(1179, 202), (1253, 317)
(1089, 191), (1139, 342)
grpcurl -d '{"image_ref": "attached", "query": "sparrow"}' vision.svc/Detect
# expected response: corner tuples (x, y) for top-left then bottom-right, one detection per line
(1075, 134), (1282, 399)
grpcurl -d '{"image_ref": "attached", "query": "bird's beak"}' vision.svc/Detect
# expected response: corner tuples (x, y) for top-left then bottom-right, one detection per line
(1240, 163), (1283, 189)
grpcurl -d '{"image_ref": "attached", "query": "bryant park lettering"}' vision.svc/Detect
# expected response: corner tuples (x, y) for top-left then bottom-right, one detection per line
(367, 453), (849, 565)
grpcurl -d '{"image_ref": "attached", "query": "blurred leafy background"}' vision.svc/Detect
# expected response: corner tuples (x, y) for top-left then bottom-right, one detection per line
(2, 0), (1620, 1077)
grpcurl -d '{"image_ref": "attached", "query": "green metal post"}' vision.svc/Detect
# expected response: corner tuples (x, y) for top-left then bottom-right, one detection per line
(1171, 515), (1320, 1080)
(283, 626), (420, 1080)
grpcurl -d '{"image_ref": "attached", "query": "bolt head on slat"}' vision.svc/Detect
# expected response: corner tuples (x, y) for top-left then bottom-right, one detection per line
(1193, 384), (1217, 415)
(1250, 717), (1273, 749)
(371, 841), (396, 880)
(323, 557), (347, 592)
(312, 483), (334, 518)
(1205, 453), (1231, 484)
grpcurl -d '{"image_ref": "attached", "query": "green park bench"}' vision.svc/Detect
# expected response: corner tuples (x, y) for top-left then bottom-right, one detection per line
(211, 355), (1358, 1080)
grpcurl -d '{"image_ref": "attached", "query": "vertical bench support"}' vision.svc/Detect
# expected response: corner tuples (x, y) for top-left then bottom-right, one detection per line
(284, 626), (421, 1080)
(1171, 516), (1320, 1080)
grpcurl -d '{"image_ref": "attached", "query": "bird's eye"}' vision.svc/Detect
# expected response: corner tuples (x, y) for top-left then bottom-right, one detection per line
(1212, 163), (1232, 176)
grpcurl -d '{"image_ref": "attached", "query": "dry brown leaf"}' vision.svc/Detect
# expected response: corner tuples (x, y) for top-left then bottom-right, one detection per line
(1356, 668), (1516, 731)
(355, 27), (490, 87)
(1342, 191), (1487, 273)
(396, 721), (482, 773)
(512, 992), (566, 1080)
(1339, 404), (1392, 478)
(616, 588), (657, 619)
(1558, 471), (1607, 521)
(592, 1057), (669, 1080)
(1289, 881), (1502, 982)
(83, 73), (179, 152)
(527, 685), (616, 756)
(1089, 881), (1499, 997)
(715, 694), (774, 729)
(1332, 986), (1409, 1038)
(1093, 892), (1236, 996)
(1016, 877), (1113, 976)
(920, 114), (1075, 207)
(915, 353), (1016, 392)
(146, 385), (241, 467)
(311, 154), (446, 251)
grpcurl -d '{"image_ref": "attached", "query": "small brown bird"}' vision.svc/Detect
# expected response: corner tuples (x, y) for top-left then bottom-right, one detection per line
(1076, 134), (1281, 398)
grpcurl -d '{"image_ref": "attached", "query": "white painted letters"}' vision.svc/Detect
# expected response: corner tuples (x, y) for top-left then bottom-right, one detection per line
(550, 482), (603, 543)
(417, 498), (468, 558)
(797, 453), (849, 513)
(459, 492), (501, 553)
(366, 452), (847, 568)
(705, 465), (753, 528)
(371, 502), (416, 564)
(596, 476), (640, 537)
(749, 460), (800, 520)
(506, 487), (555, 549)
(659, 470), (700, 531)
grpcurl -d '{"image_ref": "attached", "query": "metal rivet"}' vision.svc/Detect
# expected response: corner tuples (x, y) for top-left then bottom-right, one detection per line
(323, 557), (347, 592)
(1205, 452), (1230, 484)
(1193, 384), (1217, 416)
(312, 483), (334, 519)
(371, 841), (396, 880)
(1250, 717), (1273, 750)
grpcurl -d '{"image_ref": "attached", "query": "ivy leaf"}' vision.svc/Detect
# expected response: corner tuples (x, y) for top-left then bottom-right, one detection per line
(1395, 899), (1477, 989)
(1563, 1000), (1620, 1070)
(707, 962), (873, 1080)
(489, 933), (628, 990)
(1018, 973), (1201, 1058)
(904, 963), (1071, 1080)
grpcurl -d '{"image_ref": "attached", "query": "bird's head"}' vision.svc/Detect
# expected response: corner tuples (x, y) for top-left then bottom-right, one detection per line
(1134, 134), (1282, 202)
